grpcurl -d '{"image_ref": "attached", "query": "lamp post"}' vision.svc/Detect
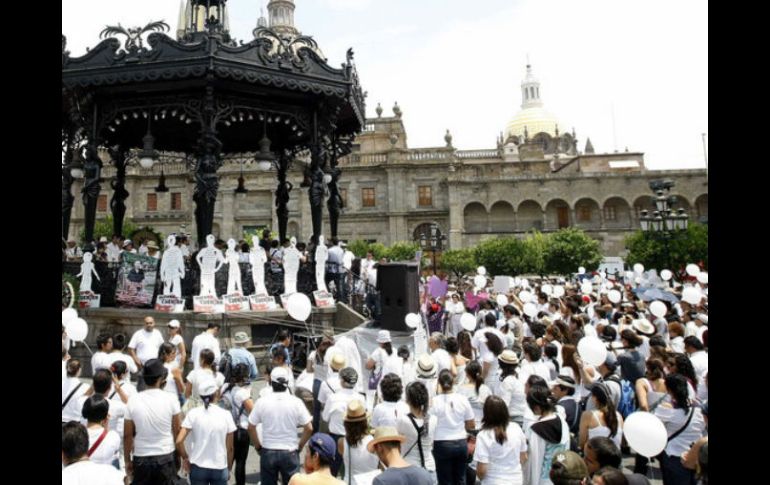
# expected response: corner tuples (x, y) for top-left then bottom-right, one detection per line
(418, 223), (447, 275)
(638, 180), (690, 275)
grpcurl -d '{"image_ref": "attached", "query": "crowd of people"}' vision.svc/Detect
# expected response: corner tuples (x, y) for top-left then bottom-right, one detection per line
(62, 266), (708, 485)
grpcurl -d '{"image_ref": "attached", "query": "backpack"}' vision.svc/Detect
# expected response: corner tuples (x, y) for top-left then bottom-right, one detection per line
(218, 351), (233, 383)
(218, 385), (246, 428)
(606, 375), (636, 418)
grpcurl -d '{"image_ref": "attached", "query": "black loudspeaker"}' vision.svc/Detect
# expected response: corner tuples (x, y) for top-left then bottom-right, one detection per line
(376, 262), (420, 332)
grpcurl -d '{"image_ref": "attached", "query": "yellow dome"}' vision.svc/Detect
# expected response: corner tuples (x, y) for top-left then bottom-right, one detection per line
(505, 106), (561, 140)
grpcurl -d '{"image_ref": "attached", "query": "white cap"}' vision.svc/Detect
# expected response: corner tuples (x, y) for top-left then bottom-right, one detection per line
(695, 314), (708, 324)
(270, 366), (290, 384)
(168, 319), (180, 328)
(376, 330), (391, 344)
(122, 239), (133, 248)
(198, 378), (218, 397)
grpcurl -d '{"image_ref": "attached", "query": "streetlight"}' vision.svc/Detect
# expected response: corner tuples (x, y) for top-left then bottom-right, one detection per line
(418, 223), (446, 275)
(638, 180), (690, 275)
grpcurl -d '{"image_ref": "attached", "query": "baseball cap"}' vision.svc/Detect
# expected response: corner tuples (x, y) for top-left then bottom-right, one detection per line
(198, 379), (218, 397)
(551, 450), (588, 480)
(340, 367), (358, 385)
(308, 433), (337, 462)
(168, 319), (180, 328)
(270, 366), (290, 384)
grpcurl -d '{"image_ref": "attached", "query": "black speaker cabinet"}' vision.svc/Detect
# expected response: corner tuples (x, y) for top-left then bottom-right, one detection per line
(376, 262), (420, 332)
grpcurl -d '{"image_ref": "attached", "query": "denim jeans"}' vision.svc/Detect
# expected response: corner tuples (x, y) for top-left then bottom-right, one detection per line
(658, 451), (697, 485)
(433, 439), (468, 485)
(131, 453), (177, 485)
(189, 463), (228, 485)
(329, 432), (345, 477)
(260, 449), (300, 485)
(312, 379), (323, 433)
(233, 428), (250, 485)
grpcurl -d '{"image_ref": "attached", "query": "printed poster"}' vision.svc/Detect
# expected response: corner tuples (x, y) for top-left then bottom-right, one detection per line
(116, 252), (159, 308)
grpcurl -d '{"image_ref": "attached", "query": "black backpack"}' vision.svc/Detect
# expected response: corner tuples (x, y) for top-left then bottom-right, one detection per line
(218, 351), (233, 382)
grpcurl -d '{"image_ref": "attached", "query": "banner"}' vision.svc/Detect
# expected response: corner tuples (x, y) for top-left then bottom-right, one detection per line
(224, 293), (250, 312)
(249, 294), (277, 312)
(313, 290), (335, 308)
(78, 291), (101, 309)
(155, 295), (185, 313)
(116, 252), (159, 308)
(193, 295), (224, 313)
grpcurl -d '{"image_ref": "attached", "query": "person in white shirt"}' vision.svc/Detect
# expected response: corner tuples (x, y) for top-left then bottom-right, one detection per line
(62, 360), (89, 424)
(61, 422), (126, 485)
(106, 235), (122, 263)
(220, 364), (255, 485)
(372, 373), (410, 428)
(429, 333), (456, 378)
(518, 342), (552, 385)
(107, 333), (138, 380)
(65, 239), (83, 261)
(185, 348), (226, 410)
(321, 367), (360, 476)
(669, 321), (686, 354)
(396, 381), (438, 482)
(496, 350), (527, 427)
(190, 322), (222, 370)
(90, 333), (113, 374)
(248, 366), (314, 485)
(430, 369), (476, 485)
(77, 369), (129, 447)
(137, 239), (149, 256)
(123, 359), (182, 483)
(318, 354), (347, 410)
(121, 239), (137, 255)
(684, 336), (708, 380)
(176, 379), (236, 484)
(475, 396), (528, 485)
(127, 317), (165, 390)
(339, 400), (379, 485)
(81, 395), (122, 468)
(166, 319), (187, 369)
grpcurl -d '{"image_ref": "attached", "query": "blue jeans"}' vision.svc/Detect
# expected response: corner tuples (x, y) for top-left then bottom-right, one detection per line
(312, 379), (322, 433)
(189, 464), (228, 485)
(260, 449), (300, 485)
(658, 451), (696, 485)
(433, 439), (468, 485)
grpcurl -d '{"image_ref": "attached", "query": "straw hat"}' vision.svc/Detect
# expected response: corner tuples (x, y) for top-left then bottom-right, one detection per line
(416, 354), (436, 378)
(498, 349), (519, 365)
(366, 427), (406, 453)
(343, 400), (368, 423)
(330, 353), (346, 371)
(632, 319), (656, 336)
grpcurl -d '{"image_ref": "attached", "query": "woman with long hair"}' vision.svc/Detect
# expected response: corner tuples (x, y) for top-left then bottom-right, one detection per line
(543, 344), (560, 382)
(668, 353), (700, 403)
(220, 364), (254, 485)
(636, 359), (668, 412)
(396, 381), (438, 483)
(523, 386), (570, 485)
(167, 320), (187, 369)
(475, 395), (528, 485)
(184, 348), (225, 411)
(559, 344), (594, 403)
(497, 350), (527, 427)
(458, 360), (492, 431)
(175, 380), (236, 485)
(308, 335), (335, 432)
(482, 333), (505, 394)
(430, 369), (476, 485)
(457, 330), (475, 361)
(446, 337), (469, 386)
(654, 374), (706, 485)
(578, 383), (623, 449)
(339, 400), (379, 485)
(158, 343), (185, 404)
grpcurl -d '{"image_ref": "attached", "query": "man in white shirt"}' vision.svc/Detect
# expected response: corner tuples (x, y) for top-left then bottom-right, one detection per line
(326, 238), (347, 303)
(190, 322), (222, 370)
(65, 239), (83, 261)
(684, 336), (708, 379)
(429, 333), (455, 377)
(90, 333), (114, 374)
(320, 367), (360, 476)
(62, 422), (126, 485)
(124, 359), (182, 484)
(106, 235), (122, 262)
(62, 359), (89, 424)
(127, 316), (165, 391)
(518, 342), (552, 384)
(122, 239), (137, 255)
(137, 239), (149, 256)
(248, 366), (313, 485)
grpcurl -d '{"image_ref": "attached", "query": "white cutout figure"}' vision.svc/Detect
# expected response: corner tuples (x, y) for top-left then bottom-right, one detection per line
(160, 235), (185, 298)
(283, 237), (301, 295)
(76, 252), (100, 292)
(196, 234), (225, 296)
(315, 235), (329, 293)
(225, 238), (243, 295)
(250, 235), (268, 295)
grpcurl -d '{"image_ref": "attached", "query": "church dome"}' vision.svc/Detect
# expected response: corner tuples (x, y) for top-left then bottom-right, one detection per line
(505, 106), (561, 140)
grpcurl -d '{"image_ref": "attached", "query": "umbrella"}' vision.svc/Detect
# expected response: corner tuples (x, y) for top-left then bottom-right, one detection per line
(638, 287), (679, 304)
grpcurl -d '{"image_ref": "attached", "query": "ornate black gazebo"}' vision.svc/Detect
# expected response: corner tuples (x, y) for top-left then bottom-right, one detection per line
(62, 0), (365, 249)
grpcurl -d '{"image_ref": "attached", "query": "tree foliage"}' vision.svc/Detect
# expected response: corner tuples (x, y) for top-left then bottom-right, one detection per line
(347, 240), (388, 260)
(79, 215), (138, 245)
(625, 222), (708, 272)
(543, 227), (603, 275)
(474, 237), (537, 276)
(440, 248), (477, 279)
(385, 241), (420, 262)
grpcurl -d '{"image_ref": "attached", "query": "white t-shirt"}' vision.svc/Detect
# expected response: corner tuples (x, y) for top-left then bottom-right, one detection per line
(62, 377), (89, 422)
(370, 347), (394, 376)
(191, 332), (222, 370)
(90, 352), (112, 374)
(182, 405), (237, 469)
(372, 400), (410, 429)
(430, 392), (475, 441)
(497, 374), (527, 418)
(689, 351), (708, 380)
(163, 361), (181, 395)
(222, 384), (252, 430)
(475, 423), (528, 484)
(186, 368), (226, 398)
(125, 389), (181, 457)
(106, 393), (129, 439)
(128, 329), (165, 365)
(86, 426), (121, 466)
(318, 373), (342, 406)
(61, 460), (125, 485)
(107, 352), (138, 375)
(432, 349), (453, 375)
(670, 336), (685, 354)
(654, 405), (706, 456)
(322, 388), (361, 435)
(169, 334), (185, 366)
(248, 390), (312, 451)
(482, 353), (501, 394)
(396, 413), (437, 471)
(458, 384), (492, 430)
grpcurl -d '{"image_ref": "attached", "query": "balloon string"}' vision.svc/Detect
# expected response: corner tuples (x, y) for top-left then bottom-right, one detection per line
(81, 341), (94, 356)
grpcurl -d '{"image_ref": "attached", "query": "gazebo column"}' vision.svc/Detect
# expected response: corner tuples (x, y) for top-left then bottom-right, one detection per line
(193, 130), (222, 246)
(62, 146), (75, 241)
(308, 142), (326, 244)
(81, 143), (103, 250)
(108, 147), (130, 237)
(275, 152), (292, 243)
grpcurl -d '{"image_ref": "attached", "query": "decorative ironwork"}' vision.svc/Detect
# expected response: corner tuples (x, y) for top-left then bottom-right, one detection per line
(99, 21), (170, 54)
(81, 143), (103, 249)
(108, 146), (130, 237)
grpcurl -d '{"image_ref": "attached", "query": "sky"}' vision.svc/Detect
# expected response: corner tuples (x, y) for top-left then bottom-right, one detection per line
(62, 0), (708, 170)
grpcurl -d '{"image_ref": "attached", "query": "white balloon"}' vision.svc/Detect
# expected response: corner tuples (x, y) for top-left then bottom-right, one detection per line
(625, 271), (635, 281)
(578, 267), (586, 275)
(518, 290), (533, 303)
(405, 313), (421, 329)
(523, 302), (538, 318)
(697, 272), (708, 284)
(577, 336), (608, 367)
(496, 294), (509, 307)
(474, 275), (487, 289)
(682, 287), (703, 305)
(686, 264), (701, 277)
(541, 284), (553, 296)
(624, 412), (668, 458)
(581, 281), (593, 294)
(650, 301), (667, 318)
(287, 293), (312, 321)
(607, 290), (622, 304)
(660, 269), (673, 281)
(65, 317), (89, 343)
(634, 263), (645, 275)
(460, 313), (477, 332)
(552, 286), (565, 298)
(61, 308), (78, 326)
(477, 266), (487, 276)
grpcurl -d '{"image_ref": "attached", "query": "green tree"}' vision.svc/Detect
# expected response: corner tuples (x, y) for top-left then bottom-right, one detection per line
(625, 222), (708, 272)
(474, 236), (535, 276)
(79, 215), (138, 244)
(385, 241), (420, 262)
(347, 239), (371, 258)
(523, 230), (548, 276)
(543, 227), (603, 276)
(440, 248), (477, 280)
